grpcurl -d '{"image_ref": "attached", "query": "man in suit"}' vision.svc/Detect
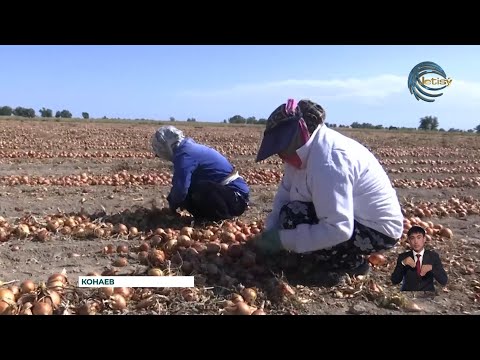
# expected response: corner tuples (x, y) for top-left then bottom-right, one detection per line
(391, 225), (448, 291)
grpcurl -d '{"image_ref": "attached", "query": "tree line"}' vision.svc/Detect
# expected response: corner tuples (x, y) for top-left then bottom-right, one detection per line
(418, 115), (480, 133)
(2, 106), (480, 133)
(0, 106), (89, 119)
(223, 115), (267, 125)
(224, 114), (480, 133)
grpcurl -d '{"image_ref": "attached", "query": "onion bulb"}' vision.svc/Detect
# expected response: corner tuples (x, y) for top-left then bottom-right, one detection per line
(0, 301), (14, 315)
(230, 293), (244, 303)
(20, 280), (36, 294)
(240, 288), (257, 305)
(100, 287), (114, 298)
(9, 285), (20, 300)
(41, 290), (62, 308)
(235, 302), (253, 315)
(110, 294), (127, 311)
(32, 301), (53, 315)
(48, 273), (67, 285)
(180, 227), (194, 237)
(148, 268), (164, 276)
(114, 287), (132, 300)
(113, 257), (128, 267)
(0, 288), (15, 302)
(368, 253), (386, 266)
(440, 228), (453, 239)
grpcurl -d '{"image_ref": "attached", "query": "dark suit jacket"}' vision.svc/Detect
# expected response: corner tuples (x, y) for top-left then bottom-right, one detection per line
(391, 249), (448, 291)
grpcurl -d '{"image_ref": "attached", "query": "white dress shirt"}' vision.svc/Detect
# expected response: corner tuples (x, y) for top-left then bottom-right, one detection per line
(402, 248), (425, 266)
(412, 248), (425, 266)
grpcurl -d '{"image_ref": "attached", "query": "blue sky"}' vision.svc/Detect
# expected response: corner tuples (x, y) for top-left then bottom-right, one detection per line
(1, 45), (479, 130)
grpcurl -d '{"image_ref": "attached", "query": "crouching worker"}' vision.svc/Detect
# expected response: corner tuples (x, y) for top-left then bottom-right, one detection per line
(252, 99), (404, 282)
(151, 125), (250, 222)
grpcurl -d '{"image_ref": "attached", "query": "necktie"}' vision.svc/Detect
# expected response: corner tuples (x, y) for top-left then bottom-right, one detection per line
(416, 254), (421, 276)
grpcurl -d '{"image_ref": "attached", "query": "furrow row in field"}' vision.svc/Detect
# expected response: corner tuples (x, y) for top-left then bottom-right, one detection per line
(2, 170), (480, 189)
(1, 148), (478, 159)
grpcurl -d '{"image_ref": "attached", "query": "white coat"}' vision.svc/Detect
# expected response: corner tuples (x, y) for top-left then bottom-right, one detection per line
(265, 125), (404, 253)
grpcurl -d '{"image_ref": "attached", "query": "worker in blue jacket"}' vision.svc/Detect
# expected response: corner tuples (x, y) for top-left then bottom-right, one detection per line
(151, 125), (250, 221)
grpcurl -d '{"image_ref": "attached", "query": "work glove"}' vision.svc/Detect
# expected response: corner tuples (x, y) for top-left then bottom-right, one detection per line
(253, 229), (283, 254)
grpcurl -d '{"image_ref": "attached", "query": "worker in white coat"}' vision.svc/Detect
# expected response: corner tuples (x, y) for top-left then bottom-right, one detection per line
(252, 98), (404, 279)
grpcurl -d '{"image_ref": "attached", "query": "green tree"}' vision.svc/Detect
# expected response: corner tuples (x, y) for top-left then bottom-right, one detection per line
(228, 115), (246, 124)
(60, 110), (72, 118)
(82, 112), (89, 119)
(13, 107), (35, 117)
(39, 107), (53, 117)
(351, 122), (361, 128)
(431, 117), (439, 130)
(475, 124), (480, 133)
(55, 110), (72, 118)
(0, 106), (12, 116)
(419, 116), (439, 130)
(12, 107), (23, 116)
(25, 108), (35, 118)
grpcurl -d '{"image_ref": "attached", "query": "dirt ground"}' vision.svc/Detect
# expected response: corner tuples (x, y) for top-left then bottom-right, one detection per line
(1, 119), (479, 315)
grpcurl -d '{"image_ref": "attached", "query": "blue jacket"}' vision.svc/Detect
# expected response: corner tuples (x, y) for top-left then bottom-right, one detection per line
(167, 138), (250, 209)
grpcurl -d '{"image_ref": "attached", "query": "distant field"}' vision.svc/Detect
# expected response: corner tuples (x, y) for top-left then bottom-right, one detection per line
(0, 118), (479, 315)
(0, 115), (242, 127)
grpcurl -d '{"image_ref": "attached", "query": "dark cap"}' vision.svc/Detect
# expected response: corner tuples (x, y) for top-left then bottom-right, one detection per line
(407, 225), (426, 237)
(255, 99), (326, 162)
(255, 118), (299, 162)
(255, 100), (301, 162)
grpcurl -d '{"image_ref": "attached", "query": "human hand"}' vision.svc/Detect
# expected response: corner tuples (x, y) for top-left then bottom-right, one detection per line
(403, 257), (416, 268)
(252, 229), (283, 254)
(420, 264), (432, 276)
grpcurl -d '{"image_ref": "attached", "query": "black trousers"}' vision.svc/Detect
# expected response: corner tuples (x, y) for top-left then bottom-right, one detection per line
(180, 181), (248, 221)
